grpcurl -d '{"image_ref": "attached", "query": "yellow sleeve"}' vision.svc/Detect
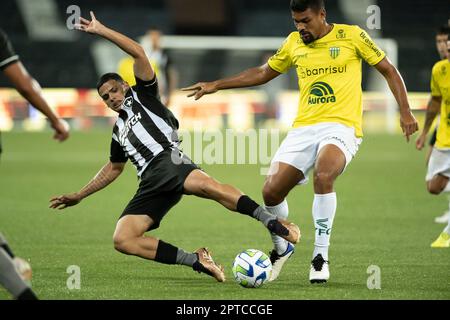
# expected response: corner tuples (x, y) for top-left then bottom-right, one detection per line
(268, 35), (294, 74)
(353, 26), (386, 66)
(117, 57), (136, 86)
(430, 65), (441, 97)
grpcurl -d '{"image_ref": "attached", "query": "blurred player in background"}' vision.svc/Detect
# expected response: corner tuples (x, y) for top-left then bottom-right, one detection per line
(424, 25), (450, 224)
(142, 27), (178, 107)
(50, 12), (299, 284)
(0, 28), (69, 300)
(118, 27), (177, 106)
(416, 37), (450, 248)
(184, 0), (418, 283)
(257, 51), (286, 127)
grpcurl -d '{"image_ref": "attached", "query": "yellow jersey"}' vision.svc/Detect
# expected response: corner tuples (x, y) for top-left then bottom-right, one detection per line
(269, 24), (386, 137)
(118, 56), (161, 87)
(117, 56), (136, 86)
(431, 59), (450, 149)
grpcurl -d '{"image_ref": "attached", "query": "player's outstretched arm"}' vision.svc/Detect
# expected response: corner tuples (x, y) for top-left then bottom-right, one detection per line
(416, 96), (441, 151)
(49, 161), (125, 210)
(374, 57), (419, 142)
(182, 63), (281, 100)
(75, 11), (153, 81)
(2, 62), (69, 142)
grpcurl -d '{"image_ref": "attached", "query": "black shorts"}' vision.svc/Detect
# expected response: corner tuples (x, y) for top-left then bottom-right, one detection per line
(120, 149), (200, 231)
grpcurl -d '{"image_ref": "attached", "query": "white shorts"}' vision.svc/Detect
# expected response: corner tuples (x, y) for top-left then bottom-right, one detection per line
(426, 148), (450, 181)
(271, 122), (362, 185)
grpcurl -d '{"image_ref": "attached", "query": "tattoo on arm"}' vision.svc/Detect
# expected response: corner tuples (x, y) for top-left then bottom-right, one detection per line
(78, 163), (122, 199)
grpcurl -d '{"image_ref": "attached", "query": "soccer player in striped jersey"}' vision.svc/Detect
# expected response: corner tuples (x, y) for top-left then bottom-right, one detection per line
(184, 0), (418, 283)
(416, 37), (450, 248)
(49, 12), (300, 283)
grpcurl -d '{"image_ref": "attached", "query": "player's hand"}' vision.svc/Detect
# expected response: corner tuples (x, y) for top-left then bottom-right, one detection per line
(49, 193), (82, 210)
(182, 82), (218, 100)
(75, 11), (104, 35)
(400, 110), (419, 142)
(415, 133), (427, 151)
(50, 118), (70, 142)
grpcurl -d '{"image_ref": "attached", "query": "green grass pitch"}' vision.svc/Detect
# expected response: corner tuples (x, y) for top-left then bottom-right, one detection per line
(0, 130), (449, 300)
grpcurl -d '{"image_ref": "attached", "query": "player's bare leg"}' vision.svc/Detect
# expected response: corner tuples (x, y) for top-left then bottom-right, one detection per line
(113, 215), (225, 281)
(427, 174), (449, 195)
(263, 162), (305, 206)
(310, 144), (346, 283)
(183, 170), (242, 210)
(113, 215), (157, 258)
(262, 162), (305, 281)
(426, 175), (450, 248)
(427, 155), (450, 223)
(427, 148), (450, 223)
(183, 169), (300, 244)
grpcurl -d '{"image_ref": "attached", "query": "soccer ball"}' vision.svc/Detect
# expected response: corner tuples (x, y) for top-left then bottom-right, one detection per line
(232, 249), (272, 288)
(13, 257), (32, 283)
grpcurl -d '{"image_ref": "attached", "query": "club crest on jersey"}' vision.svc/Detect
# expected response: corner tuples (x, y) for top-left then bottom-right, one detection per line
(329, 47), (340, 59)
(308, 81), (336, 105)
(123, 96), (134, 109)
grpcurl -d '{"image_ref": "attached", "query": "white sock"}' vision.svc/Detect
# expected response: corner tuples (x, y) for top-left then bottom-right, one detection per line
(444, 221), (450, 234)
(265, 199), (289, 254)
(312, 193), (337, 261)
(443, 181), (450, 193)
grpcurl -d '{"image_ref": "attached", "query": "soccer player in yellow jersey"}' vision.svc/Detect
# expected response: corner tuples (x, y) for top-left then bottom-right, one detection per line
(424, 26), (450, 225)
(184, 0), (418, 283)
(416, 37), (450, 248)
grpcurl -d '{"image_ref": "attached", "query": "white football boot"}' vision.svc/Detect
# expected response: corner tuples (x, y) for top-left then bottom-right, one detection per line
(268, 242), (295, 282)
(309, 254), (329, 284)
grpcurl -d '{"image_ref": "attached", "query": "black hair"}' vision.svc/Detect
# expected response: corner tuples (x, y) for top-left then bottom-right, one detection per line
(290, 0), (325, 12)
(437, 25), (450, 36)
(96, 73), (124, 92)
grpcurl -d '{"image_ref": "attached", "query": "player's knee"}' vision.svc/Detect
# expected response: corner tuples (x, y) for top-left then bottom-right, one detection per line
(113, 234), (135, 254)
(113, 235), (126, 253)
(427, 182), (443, 195)
(313, 172), (334, 189)
(262, 183), (284, 206)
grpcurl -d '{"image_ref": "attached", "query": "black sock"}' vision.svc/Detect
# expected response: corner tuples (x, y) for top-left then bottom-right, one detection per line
(17, 288), (38, 300)
(236, 195), (260, 216)
(237, 195), (275, 227)
(154, 240), (178, 265)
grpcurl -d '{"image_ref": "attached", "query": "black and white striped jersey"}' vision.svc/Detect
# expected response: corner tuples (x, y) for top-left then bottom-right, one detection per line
(109, 76), (181, 177)
(0, 28), (19, 70)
